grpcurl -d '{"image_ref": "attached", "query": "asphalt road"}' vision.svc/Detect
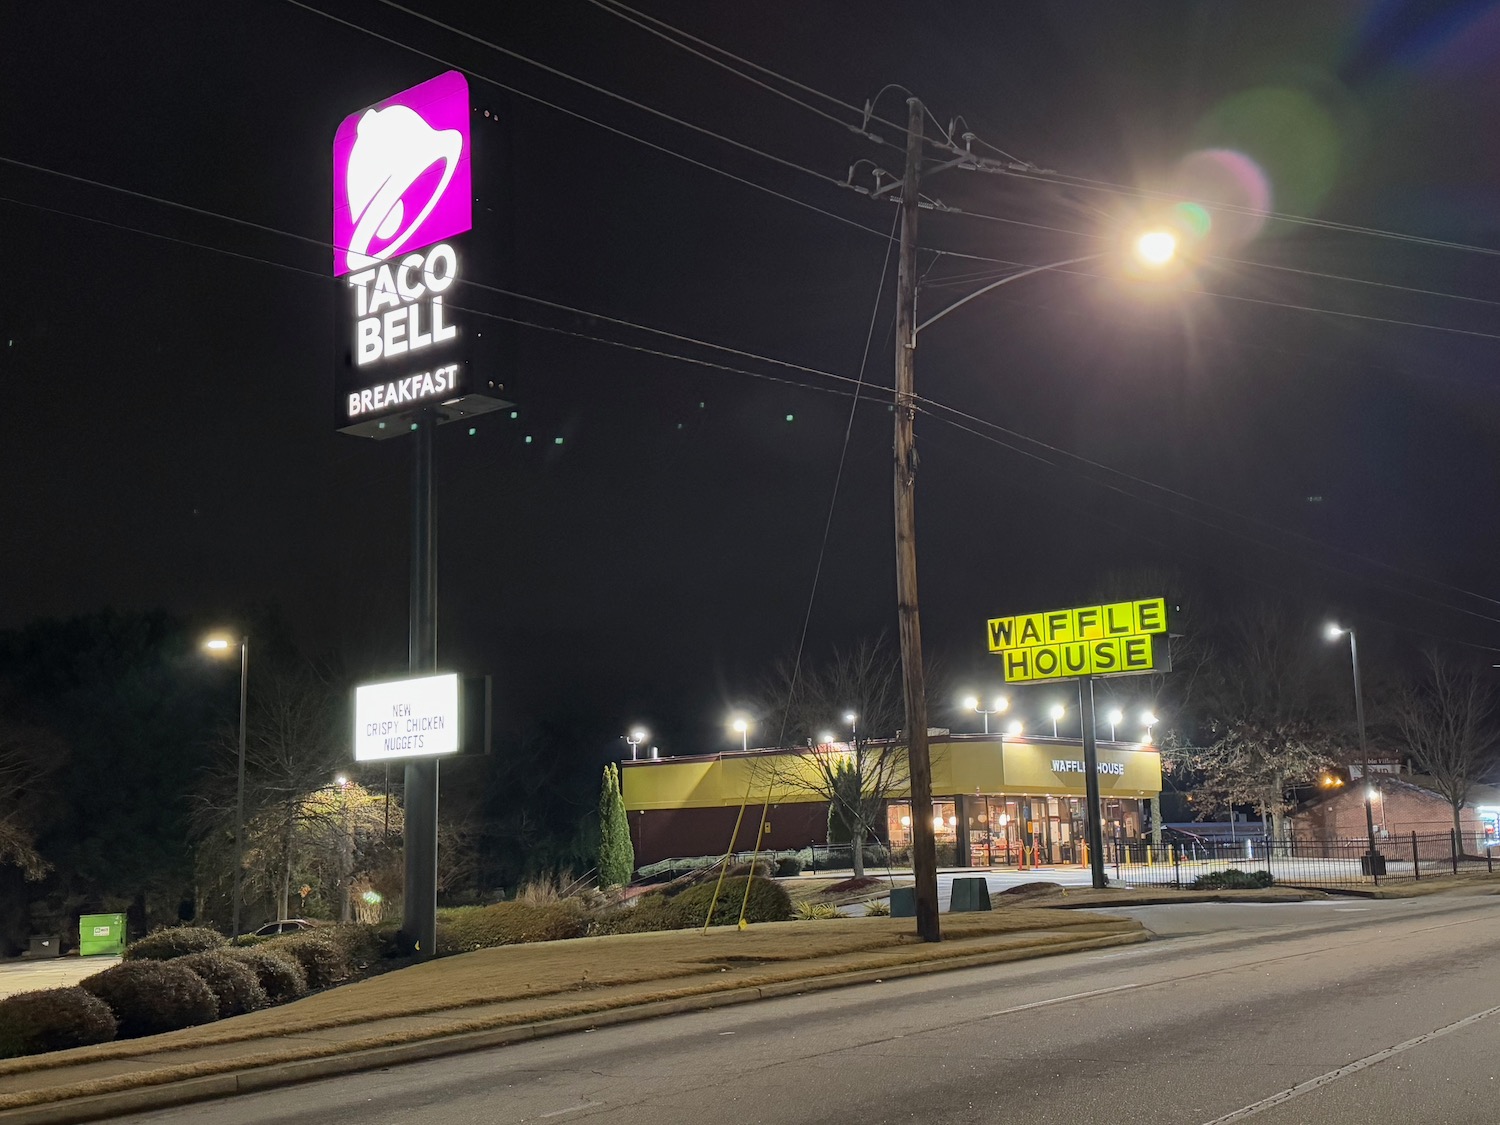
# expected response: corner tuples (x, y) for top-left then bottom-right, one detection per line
(117, 897), (1500, 1124)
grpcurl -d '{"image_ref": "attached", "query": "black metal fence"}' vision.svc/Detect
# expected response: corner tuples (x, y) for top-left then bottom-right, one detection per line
(1110, 831), (1496, 889)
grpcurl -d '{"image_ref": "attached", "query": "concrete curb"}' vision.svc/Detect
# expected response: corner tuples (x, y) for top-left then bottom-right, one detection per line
(0, 928), (1143, 1125)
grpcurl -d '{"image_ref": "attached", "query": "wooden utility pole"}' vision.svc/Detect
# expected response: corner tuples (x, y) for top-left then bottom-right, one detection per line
(893, 97), (940, 942)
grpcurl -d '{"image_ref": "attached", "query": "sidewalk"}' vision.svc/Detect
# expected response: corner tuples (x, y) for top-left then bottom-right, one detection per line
(0, 909), (1143, 1124)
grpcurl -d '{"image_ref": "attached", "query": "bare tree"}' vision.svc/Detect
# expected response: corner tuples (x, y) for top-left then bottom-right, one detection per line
(1182, 602), (1339, 839)
(194, 662), (345, 923)
(1392, 650), (1500, 842)
(0, 710), (59, 879)
(755, 637), (909, 877)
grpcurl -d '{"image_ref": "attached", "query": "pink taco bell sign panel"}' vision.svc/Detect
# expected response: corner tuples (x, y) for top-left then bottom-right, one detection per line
(332, 70), (472, 275)
(333, 71), (473, 435)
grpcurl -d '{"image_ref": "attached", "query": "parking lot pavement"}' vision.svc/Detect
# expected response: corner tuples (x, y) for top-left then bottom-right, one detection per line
(0, 954), (119, 998)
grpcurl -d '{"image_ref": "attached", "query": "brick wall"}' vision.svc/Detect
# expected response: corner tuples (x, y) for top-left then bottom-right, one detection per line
(1292, 779), (1486, 857)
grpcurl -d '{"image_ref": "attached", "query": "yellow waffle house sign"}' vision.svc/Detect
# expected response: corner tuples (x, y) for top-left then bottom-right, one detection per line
(987, 597), (1171, 684)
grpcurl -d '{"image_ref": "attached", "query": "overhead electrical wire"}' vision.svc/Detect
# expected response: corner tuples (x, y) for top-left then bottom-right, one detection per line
(577, 0), (1500, 263)
(7, 185), (1500, 636)
(351, 0), (852, 186)
(778, 210), (900, 746)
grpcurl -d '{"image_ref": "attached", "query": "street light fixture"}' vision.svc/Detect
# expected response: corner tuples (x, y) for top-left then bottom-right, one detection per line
(1133, 229), (1178, 268)
(962, 693), (1009, 734)
(1049, 704), (1065, 738)
(1106, 708), (1124, 743)
(1005, 720), (1024, 737)
(202, 631), (249, 938)
(731, 716), (750, 753)
(625, 728), (647, 760)
(1327, 623), (1380, 877)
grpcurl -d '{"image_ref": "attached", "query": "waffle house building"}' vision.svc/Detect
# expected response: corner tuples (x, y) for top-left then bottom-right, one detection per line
(619, 733), (1163, 867)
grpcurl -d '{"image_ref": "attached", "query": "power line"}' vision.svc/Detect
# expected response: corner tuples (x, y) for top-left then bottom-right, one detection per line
(354, 0), (851, 186)
(583, 0), (890, 145)
(779, 210), (900, 746)
(9, 181), (1500, 629)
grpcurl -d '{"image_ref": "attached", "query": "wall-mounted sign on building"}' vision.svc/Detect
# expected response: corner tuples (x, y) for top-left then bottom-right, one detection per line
(986, 597), (1172, 683)
(332, 71), (504, 437)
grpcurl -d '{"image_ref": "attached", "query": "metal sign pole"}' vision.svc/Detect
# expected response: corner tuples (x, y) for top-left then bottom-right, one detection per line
(402, 411), (440, 957)
(1077, 676), (1108, 889)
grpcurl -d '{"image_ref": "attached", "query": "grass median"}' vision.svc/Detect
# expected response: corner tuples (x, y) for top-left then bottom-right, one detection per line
(0, 909), (1141, 1112)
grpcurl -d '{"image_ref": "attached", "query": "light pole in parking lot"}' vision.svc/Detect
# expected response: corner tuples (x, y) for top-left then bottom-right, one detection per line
(203, 632), (249, 937)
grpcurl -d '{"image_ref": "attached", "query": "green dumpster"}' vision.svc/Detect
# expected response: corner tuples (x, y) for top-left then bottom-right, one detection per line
(79, 913), (126, 957)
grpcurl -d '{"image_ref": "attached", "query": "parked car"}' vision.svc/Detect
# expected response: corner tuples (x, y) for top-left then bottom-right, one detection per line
(250, 918), (321, 937)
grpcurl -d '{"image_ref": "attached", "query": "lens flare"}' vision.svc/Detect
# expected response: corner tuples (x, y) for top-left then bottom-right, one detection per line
(1169, 148), (1273, 248)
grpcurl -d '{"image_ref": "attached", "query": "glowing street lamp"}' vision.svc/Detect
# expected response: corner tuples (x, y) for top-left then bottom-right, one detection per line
(203, 631), (249, 937)
(1133, 229), (1178, 268)
(1326, 623), (1380, 877)
(962, 693), (1009, 734)
(625, 728), (647, 760)
(1106, 708), (1124, 742)
(1049, 704), (1065, 738)
(731, 716), (750, 752)
(1005, 720), (1024, 737)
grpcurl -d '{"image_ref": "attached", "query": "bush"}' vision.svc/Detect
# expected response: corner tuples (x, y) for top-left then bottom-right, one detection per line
(177, 951), (267, 1018)
(80, 961), (218, 1038)
(589, 893), (683, 936)
(222, 947), (307, 1004)
(323, 924), (386, 971)
(260, 932), (348, 989)
(793, 901), (841, 920)
(0, 987), (117, 1058)
(864, 900), (891, 917)
(440, 899), (592, 952)
(1191, 868), (1274, 891)
(668, 876), (792, 928)
(123, 925), (226, 962)
(774, 856), (804, 878)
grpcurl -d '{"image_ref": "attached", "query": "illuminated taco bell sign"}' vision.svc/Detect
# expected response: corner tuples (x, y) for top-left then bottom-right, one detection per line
(332, 71), (477, 435)
(332, 70), (471, 276)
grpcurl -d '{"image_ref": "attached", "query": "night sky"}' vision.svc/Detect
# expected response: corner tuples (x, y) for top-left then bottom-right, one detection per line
(5, 1), (1500, 755)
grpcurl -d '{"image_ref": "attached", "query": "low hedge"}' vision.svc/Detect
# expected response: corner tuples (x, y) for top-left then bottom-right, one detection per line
(260, 931), (348, 989)
(80, 961), (218, 1038)
(1191, 868), (1274, 890)
(222, 947), (308, 1004)
(0, 988), (117, 1058)
(589, 893), (682, 936)
(440, 899), (592, 952)
(668, 876), (792, 928)
(177, 951), (268, 1018)
(123, 925), (227, 962)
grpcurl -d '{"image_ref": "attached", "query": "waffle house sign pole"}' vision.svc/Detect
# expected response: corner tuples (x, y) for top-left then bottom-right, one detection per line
(987, 597), (1172, 888)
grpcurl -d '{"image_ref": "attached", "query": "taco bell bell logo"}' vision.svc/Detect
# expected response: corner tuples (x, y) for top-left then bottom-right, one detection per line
(332, 71), (472, 277)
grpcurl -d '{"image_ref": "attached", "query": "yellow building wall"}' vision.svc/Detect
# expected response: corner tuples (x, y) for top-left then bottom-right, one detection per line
(621, 739), (1162, 811)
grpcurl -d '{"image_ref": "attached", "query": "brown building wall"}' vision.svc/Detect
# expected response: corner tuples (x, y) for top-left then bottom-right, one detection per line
(630, 802), (834, 867)
(1293, 782), (1486, 857)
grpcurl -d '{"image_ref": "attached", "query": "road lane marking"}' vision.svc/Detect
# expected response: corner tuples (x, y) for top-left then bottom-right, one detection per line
(984, 981), (1147, 1017)
(536, 1102), (603, 1120)
(1200, 1003), (1500, 1123)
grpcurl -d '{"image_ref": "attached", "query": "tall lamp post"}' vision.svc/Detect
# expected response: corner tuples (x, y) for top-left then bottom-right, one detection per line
(1106, 708), (1123, 743)
(203, 633), (249, 936)
(1327, 623), (1380, 876)
(732, 716), (750, 753)
(963, 694), (1009, 734)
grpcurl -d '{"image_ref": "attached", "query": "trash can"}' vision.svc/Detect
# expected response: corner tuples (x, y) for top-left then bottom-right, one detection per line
(949, 877), (992, 912)
(26, 935), (61, 958)
(890, 887), (916, 918)
(78, 913), (127, 957)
